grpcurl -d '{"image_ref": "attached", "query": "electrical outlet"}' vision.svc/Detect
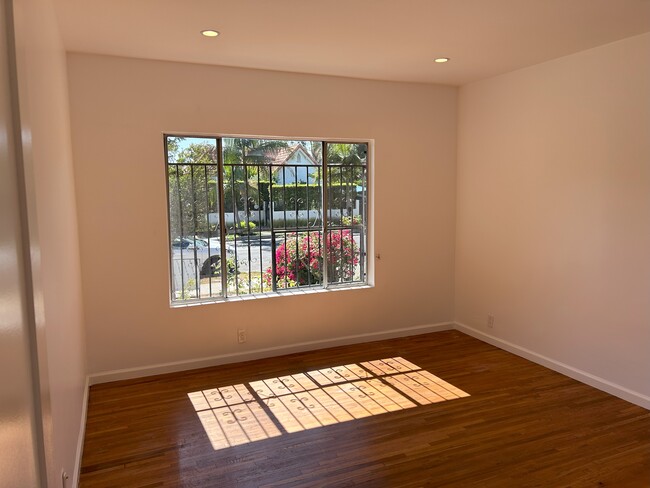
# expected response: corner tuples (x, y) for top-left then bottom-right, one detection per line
(487, 314), (495, 329)
(237, 328), (247, 344)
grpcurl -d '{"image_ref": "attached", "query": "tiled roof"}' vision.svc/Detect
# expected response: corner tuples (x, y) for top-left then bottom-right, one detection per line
(253, 144), (319, 166)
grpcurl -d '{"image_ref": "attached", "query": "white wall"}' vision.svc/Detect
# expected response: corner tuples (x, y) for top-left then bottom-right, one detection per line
(456, 33), (650, 401)
(11, 0), (87, 484)
(67, 54), (458, 377)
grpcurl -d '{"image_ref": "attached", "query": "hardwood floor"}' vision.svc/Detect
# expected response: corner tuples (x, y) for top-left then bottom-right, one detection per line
(80, 331), (650, 487)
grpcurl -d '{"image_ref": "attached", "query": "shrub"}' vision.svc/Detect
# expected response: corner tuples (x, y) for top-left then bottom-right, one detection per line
(205, 257), (236, 277)
(341, 215), (362, 226)
(264, 230), (359, 288)
(237, 220), (257, 234)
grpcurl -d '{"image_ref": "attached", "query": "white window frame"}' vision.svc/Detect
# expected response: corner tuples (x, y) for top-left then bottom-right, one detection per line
(164, 134), (373, 306)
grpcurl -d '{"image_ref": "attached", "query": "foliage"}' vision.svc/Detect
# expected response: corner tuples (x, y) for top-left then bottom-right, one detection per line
(167, 138), (219, 237)
(167, 137), (366, 238)
(326, 143), (367, 165)
(325, 143), (367, 186)
(237, 220), (257, 234)
(177, 278), (196, 300)
(222, 182), (361, 225)
(220, 140), (365, 213)
(223, 181), (268, 212)
(263, 230), (359, 288)
(341, 215), (363, 226)
(223, 137), (290, 167)
(222, 138), (289, 216)
(269, 183), (358, 211)
(207, 257), (236, 277)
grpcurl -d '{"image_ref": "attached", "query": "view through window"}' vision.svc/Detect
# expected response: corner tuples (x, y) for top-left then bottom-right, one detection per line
(166, 136), (368, 302)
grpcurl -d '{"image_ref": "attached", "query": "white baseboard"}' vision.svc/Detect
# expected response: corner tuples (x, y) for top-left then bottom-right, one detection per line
(454, 321), (650, 411)
(72, 376), (90, 487)
(89, 322), (453, 385)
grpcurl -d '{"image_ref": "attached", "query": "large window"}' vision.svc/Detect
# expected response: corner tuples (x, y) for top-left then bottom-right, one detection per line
(165, 136), (369, 303)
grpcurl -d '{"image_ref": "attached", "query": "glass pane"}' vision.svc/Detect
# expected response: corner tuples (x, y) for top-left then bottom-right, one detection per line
(325, 143), (367, 166)
(222, 138), (323, 295)
(271, 230), (323, 289)
(167, 136), (217, 164)
(166, 136), (222, 301)
(223, 168), (268, 296)
(326, 143), (367, 285)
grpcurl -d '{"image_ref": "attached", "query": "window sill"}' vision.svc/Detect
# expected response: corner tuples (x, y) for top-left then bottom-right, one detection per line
(169, 283), (373, 308)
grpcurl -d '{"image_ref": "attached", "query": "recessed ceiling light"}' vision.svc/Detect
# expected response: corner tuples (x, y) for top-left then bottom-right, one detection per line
(201, 30), (220, 37)
(434, 57), (450, 63)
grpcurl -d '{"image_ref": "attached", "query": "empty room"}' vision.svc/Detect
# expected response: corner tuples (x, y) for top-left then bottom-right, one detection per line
(2, 0), (649, 487)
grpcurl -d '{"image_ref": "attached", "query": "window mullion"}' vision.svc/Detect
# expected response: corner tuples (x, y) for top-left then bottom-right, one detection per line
(217, 137), (228, 297)
(203, 164), (212, 298)
(190, 165), (200, 298)
(176, 164), (185, 298)
(322, 142), (329, 289)
(361, 163), (367, 282)
(164, 139), (174, 302)
(270, 167), (277, 292)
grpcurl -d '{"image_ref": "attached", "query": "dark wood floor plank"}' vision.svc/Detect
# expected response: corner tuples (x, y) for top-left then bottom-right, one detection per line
(80, 331), (650, 487)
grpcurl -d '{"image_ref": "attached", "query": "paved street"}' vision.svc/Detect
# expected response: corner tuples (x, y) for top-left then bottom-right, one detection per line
(225, 235), (274, 276)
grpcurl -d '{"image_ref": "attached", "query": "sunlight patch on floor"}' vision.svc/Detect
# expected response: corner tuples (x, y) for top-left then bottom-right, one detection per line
(188, 357), (469, 450)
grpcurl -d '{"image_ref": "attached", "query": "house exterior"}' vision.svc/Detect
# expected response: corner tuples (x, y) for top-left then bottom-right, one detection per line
(253, 143), (320, 185)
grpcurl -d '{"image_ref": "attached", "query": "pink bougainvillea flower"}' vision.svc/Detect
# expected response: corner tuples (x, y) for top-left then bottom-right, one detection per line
(265, 230), (359, 287)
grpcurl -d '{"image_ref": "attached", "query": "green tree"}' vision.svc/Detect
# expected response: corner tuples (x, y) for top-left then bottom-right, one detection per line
(167, 137), (219, 238)
(326, 143), (367, 185)
(222, 138), (289, 230)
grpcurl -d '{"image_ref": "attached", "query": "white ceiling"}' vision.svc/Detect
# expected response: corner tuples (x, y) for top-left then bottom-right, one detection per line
(53, 0), (650, 85)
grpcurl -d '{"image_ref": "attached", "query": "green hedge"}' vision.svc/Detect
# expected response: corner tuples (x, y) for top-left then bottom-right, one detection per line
(223, 182), (359, 211)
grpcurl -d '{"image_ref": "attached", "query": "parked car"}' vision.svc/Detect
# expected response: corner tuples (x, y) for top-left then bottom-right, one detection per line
(171, 237), (221, 276)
